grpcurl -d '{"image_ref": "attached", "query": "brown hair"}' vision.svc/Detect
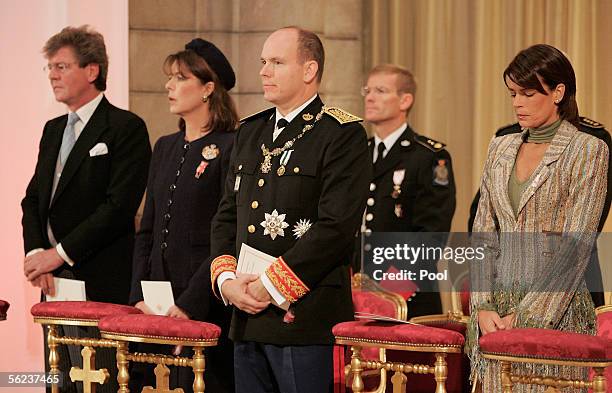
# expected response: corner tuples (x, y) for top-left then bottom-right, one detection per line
(368, 64), (417, 115)
(504, 44), (579, 126)
(43, 25), (108, 91)
(283, 26), (325, 83)
(164, 50), (239, 133)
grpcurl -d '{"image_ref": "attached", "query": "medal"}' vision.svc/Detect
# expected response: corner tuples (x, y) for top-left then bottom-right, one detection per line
(433, 159), (449, 186)
(260, 152), (273, 173)
(292, 219), (313, 239)
(202, 144), (219, 160)
(277, 150), (293, 176)
(195, 160), (208, 179)
(277, 165), (286, 176)
(395, 204), (403, 218)
(260, 209), (289, 240)
(391, 169), (405, 198)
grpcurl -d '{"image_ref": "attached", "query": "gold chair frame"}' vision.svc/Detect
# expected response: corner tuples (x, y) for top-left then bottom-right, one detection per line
(100, 329), (218, 393)
(33, 316), (117, 393)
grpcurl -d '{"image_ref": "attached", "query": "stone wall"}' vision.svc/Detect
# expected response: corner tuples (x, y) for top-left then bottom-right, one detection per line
(129, 0), (365, 145)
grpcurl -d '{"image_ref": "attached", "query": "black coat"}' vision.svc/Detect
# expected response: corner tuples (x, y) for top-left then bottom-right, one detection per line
(130, 129), (234, 322)
(361, 126), (456, 318)
(210, 96), (371, 345)
(21, 96), (151, 304)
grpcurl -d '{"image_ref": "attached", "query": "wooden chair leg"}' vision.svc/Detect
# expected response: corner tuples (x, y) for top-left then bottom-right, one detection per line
(349, 345), (365, 393)
(500, 361), (513, 393)
(434, 353), (448, 393)
(193, 347), (206, 393)
(47, 325), (61, 393)
(592, 367), (607, 393)
(115, 341), (130, 393)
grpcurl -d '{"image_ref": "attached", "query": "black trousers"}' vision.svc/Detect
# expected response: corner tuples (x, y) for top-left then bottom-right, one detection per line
(233, 341), (333, 393)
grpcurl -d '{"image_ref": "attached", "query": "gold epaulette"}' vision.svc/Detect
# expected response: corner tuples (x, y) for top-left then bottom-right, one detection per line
(580, 117), (605, 129)
(240, 107), (275, 123)
(323, 107), (362, 125)
(415, 134), (446, 152)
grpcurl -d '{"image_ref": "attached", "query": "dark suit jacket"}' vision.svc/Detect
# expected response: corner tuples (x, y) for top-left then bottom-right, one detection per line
(22, 96), (151, 304)
(210, 96), (371, 345)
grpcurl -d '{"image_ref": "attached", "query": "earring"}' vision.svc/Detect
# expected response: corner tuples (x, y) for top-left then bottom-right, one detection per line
(555, 99), (560, 103)
(202, 95), (209, 103)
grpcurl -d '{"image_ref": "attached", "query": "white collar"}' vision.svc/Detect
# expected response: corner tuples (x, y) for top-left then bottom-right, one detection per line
(70, 93), (104, 127)
(275, 94), (318, 127)
(374, 123), (407, 151)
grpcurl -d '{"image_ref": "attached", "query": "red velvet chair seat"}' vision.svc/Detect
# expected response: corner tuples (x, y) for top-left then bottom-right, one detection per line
(31, 301), (141, 323)
(99, 314), (221, 342)
(333, 320), (465, 348)
(480, 328), (612, 363)
(0, 299), (9, 320)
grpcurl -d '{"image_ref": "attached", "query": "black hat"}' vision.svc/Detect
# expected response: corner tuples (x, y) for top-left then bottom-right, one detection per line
(185, 38), (236, 91)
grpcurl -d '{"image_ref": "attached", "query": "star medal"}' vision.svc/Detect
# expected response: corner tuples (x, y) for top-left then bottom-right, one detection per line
(292, 219), (312, 239)
(391, 169), (405, 198)
(202, 144), (219, 160)
(260, 209), (289, 240)
(195, 160), (208, 179)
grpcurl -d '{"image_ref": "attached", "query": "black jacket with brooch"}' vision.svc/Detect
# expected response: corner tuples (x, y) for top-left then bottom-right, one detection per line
(130, 129), (234, 322)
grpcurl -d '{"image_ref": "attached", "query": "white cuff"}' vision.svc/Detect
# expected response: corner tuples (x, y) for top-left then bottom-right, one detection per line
(25, 248), (44, 258)
(261, 272), (287, 305)
(56, 244), (75, 266)
(217, 271), (236, 305)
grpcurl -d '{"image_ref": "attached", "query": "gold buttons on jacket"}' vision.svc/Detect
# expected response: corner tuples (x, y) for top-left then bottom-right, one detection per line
(248, 225), (256, 233)
(258, 179), (265, 187)
(293, 167), (300, 174)
(251, 201), (259, 209)
(369, 183), (376, 191)
(366, 213), (374, 221)
(238, 164), (243, 170)
(367, 198), (375, 206)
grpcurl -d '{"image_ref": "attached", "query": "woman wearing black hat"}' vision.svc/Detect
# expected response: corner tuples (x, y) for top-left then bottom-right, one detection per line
(129, 38), (238, 392)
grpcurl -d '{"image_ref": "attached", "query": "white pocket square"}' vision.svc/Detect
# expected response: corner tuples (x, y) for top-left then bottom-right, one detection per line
(89, 143), (108, 157)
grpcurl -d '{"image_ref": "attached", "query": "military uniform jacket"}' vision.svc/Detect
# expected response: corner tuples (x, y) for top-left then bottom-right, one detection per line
(365, 126), (456, 234)
(210, 96), (371, 345)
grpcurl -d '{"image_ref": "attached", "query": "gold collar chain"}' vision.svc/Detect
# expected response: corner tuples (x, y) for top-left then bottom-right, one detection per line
(260, 106), (326, 173)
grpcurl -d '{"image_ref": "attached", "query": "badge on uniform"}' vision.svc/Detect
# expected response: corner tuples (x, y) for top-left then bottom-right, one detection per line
(394, 203), (403, 218)
(202, 144), (219, 160)
(195, 160), (208, 179)
(261, 209), (289, 240)
(302, 113), (313, 121)
(391, 169), (405, 198)
(292, 219), (312, 239)
(433, 159), (449, 186)
(277, 149), (293, 176)
(234, 175), (241, 192)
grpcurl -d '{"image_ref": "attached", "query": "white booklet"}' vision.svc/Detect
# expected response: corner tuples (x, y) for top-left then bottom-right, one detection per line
(238, 244), (290, 311)
(141, 281), (174, 315)
(45, 277), (86, 302)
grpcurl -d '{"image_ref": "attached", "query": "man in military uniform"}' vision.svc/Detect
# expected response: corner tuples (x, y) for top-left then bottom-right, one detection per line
(361, 64), (456, 318)
(208, 26), (370, 392)
(468, 117), (611, 307)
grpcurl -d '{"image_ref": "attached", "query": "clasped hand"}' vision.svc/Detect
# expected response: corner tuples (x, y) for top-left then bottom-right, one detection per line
(478, 310), (515, 335)
(221, 273), (270, 314)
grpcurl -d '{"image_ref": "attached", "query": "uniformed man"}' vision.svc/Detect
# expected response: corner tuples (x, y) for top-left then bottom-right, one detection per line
(468, 117), (611, 307)
(361, 64), (456, 318)
(208, 26), (370, 393)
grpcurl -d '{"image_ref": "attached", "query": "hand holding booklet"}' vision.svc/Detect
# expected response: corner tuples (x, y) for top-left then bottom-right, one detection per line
(237, 244), (290, 310)
(141, 281), (174, 315)
(45, 277), (86, 301)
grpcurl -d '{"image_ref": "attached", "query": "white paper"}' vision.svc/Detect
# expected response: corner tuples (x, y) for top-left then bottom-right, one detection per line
(46, 277), (86, 302)
(237, 244), (290, 310)
(141, 281), (175, 315)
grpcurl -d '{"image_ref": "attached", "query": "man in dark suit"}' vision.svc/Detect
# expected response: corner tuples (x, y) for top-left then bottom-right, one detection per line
(21, 26), (151, 393)
(468, 117), (611, 307)
(360, 64), (456, 318)
(209, 26), (371, 393)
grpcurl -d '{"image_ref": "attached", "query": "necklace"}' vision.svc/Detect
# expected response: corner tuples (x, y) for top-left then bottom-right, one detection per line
(260, 106), (326, 173)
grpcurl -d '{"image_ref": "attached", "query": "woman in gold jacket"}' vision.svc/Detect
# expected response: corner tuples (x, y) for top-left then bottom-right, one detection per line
(468, 44), (609, 392)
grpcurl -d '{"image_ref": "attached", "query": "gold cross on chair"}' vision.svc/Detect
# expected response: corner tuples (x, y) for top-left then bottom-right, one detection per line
(69, 346), (109, 393)
(143, 364), (184, 393)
